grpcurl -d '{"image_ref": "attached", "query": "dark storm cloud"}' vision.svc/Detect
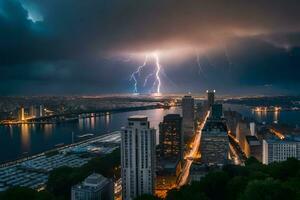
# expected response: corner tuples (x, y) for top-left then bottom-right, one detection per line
(8, 0), (300, 58)
(1, 0), (300, 95)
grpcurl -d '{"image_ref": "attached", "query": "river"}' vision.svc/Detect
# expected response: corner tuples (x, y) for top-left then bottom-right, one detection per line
(0, 107), (181, 163)
(0, 104), (299, 163)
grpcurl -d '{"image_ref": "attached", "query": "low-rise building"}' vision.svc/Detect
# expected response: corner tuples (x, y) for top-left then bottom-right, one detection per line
(245, 136), (262, 162)
(71, 173), (114, 200)
(262, 136), (300, 164)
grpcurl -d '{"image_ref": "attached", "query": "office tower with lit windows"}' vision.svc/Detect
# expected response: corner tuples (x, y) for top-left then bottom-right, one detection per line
(159, 114), (183, 161)
(200, 121), (229, 166)
(18, 106), (25, 121)
(182, 95), (195, 138)
(158, 114), (183, 176)
(121, 116), (156, 200)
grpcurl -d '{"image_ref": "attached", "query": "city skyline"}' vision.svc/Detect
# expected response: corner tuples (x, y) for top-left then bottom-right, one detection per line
(1, 0), (300, 95)
(1, 1), (300, 199)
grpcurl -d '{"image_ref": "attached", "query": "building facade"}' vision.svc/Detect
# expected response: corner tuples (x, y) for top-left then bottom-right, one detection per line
(262, 137), (300, 164)
(200, 120), (229, 166)
(71, 173), (114, 200)
(211, 104), (223, 120)
(18, 106), (25, 121)
(245, 135), (262, 162)
(159, 114), (183, 161)
(121, 116), (156, 200)
(206, 90), (215, 108)
(182, 95), (194, 138)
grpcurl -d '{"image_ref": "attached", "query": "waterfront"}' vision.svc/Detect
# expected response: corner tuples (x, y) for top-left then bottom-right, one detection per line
(0, 132), (121, 192)
(1, 104), (299, 164)
(0, 107), (181, 163)
(223, 103), (300, 125)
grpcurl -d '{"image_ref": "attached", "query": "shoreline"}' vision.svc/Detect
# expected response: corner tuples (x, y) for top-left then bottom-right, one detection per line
(0, 131), (120, 167)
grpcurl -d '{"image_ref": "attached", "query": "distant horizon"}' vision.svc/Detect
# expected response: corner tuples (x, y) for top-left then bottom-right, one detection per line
(1, 92), (300, 99)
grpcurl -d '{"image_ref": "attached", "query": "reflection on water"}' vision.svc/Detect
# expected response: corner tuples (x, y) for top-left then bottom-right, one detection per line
(105, 112), (111, 125)
(274, 110), (279, 123)
(0, 108), (181, 163)
(44, 124), (54, 138)
(224, 103), (299, 125)
(20, 124), (30, 152)
(0, 105), (299, 163)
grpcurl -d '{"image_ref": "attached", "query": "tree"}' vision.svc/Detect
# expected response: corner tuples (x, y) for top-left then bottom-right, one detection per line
(134, 194), (161, 200)
(0, 187), (54, 200)
(240, 178), (296, 200)
(46, 148), (121, 199)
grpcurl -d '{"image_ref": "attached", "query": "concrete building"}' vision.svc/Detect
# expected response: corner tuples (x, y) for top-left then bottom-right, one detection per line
(121, 116), (156, 200)
(211, 104), (223, 120)
(262, 136), (300, 164)
(236, 121), (251, 152)
(195, 102), (206, 120)
(38, 105), (44, 117)
(245, 136), (262, 162)
(200, 120), (229, 166)
(224, 110), (242, 137)
(182, 95), (194, 138)
(71, 173), (114, 200)
(29, 105), (36, 118)
(18, 106), (25, 121)
(206, 90), (215, 108)
(250, 122), (256, 136)
(159, 114), (183, 162)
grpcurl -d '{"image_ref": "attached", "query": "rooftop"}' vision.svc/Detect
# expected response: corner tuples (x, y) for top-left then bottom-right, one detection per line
(202, 121), (227, 132)
(246, 136), (261, 146)
(73, 173), (111, 191)
(84, 173), (107, 187)
(163, 114), (182, 120)
(265, 135), (300, 143)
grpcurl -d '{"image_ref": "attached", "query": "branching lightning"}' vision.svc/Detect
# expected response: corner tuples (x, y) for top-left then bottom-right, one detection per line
(143, 72), (154, 86)
(153, 53), (161, 94)
(129, 52), (162, 94)
(129, 55), (148, 93)
(195, 49), (207, 78)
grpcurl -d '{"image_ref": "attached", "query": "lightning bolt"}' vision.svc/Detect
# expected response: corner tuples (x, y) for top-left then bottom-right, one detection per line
(153, 53), (161, 94)
(129, 53), (162, 94)
(143, 72), (154, 87)
(129, 55), (148, 93)
(195, 49), (206, 78)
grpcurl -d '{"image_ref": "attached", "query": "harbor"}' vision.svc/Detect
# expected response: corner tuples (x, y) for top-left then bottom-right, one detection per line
(0, 131), (121, 192)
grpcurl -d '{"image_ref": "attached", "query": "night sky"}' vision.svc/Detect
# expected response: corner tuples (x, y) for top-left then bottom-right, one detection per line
(1, 0), (300, 95)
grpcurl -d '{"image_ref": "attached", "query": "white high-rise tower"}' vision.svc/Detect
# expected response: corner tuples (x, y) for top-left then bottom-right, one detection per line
(121, 115), (156, 200)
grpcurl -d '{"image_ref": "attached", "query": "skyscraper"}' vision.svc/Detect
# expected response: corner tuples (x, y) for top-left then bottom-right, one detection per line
(29, 105), (36, 118)
(121, 116), (156, 200)
(182, 95), (194, 138)
(39, 105), (44, 117)
(159, 114), (183, 162)
(18, 106), (25, 121)
(206, 90), (215, 108)
(200, 121), (229, 166)
(211, 104), (223, 119)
